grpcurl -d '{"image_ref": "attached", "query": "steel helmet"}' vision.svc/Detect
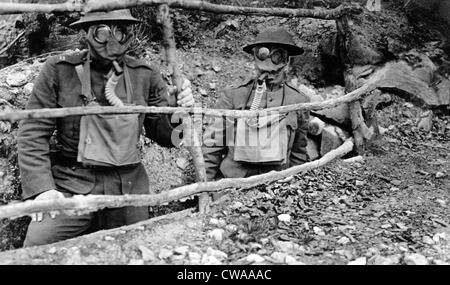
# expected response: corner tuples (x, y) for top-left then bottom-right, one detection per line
(70, 9), (141, 28)
(243, 28), (304, 56)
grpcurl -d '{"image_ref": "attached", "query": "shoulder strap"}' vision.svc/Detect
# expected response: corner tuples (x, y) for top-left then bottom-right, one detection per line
(281, 83), (286, 106)
(123, 65), (134, 104)
(241, 80), (257, 110)
(75, 57), (93, 103)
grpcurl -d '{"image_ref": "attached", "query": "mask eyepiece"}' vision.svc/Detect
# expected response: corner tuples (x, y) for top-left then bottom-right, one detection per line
(93, 24), (129, 44)
(255, 46), (288, 65)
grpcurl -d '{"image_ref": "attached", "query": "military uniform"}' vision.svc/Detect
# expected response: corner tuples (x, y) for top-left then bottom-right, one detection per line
(18, 51), (179, 246)
(202, 79), (310, 180)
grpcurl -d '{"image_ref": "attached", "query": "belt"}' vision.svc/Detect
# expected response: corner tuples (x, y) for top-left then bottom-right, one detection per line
(54, 154), (140, 170)
(53, 154), (81, 166)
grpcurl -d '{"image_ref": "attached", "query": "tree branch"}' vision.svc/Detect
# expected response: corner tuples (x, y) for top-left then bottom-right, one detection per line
(0, 31), (25, 56)
(0, 78), (379, 122)
(157, 4), (209, 212)
(0, 139), (353, 220)
(0, 0), (362, 20)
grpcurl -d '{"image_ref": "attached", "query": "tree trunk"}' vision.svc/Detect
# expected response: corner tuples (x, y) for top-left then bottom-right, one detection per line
(336, 15), (377, 152)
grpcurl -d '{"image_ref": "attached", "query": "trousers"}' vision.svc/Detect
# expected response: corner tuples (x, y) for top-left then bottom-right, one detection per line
(23, 163), (150, 247)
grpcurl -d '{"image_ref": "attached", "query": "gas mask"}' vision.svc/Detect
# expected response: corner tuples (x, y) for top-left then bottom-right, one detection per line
(253, 46), (289, 85)
(86, 23), (133, 65)
(84, 23), (133, 107)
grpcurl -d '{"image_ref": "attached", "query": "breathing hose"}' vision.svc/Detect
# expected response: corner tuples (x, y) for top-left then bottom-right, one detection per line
(104, 61), (125, 107)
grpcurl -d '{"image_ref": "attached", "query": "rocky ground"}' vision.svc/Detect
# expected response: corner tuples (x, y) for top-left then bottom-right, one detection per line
(0, 97), (448, 265)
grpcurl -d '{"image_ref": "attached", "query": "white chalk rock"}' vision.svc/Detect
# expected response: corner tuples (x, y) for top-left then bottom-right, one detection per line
(278, 214), (291, 223)
(246, 254), (265, 263)
(23, 82), (34, 95)
(206, 247), (228, 261)
(348, 257), (367, 265)
(158, 248), (173, 259)
(174, 246), (189, 256)
(138, 246), (156, 261)
(188, 252), (202, 264)
(6, 72), (28, 87)
(404, 253), (428, 265)
(208, 228), (225, 241)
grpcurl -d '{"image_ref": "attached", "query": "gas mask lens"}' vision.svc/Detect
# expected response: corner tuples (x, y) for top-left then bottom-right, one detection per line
(94, 24), (129, 44)
(255, 47), (288, 65)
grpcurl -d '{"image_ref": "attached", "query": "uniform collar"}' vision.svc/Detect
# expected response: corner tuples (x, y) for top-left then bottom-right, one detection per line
(56, 50), (88, 65)
(57, 50), (148, 69)
(237, 74), (287, 90)
(123, 55), (151, 68)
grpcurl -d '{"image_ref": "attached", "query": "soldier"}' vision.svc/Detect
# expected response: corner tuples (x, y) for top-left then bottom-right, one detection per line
(202, 28), (310, 181)
(17, 9), (194, 246)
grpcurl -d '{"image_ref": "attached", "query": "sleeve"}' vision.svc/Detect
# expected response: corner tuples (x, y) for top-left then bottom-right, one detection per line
(202, 89), (234, 181)
(144, 67), (180, 148)
(289, 109), (311, 166)
(17, 58), (58, 200)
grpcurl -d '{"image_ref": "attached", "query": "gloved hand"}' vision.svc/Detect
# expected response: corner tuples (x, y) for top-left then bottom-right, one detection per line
(168, 78), (195, 107)
(30, 189), (65, 222)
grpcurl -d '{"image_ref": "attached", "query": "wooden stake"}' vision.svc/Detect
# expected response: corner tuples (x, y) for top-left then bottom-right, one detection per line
(156, 4), (209, 213)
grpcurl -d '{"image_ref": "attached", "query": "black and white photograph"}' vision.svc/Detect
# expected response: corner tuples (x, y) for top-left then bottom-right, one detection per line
(0, 0), (448, 269)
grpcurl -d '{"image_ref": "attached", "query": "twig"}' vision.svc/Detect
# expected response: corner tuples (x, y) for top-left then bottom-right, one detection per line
(0, 79), (379, 122)
(0, 31), (25, 56)
(0, 0), (362, 20)
(0, 139), (354, 220)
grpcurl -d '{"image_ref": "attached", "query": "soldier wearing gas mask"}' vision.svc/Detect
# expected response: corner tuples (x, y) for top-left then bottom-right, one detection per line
(203, 28), (310, 181)
(17, 10), (194, 246)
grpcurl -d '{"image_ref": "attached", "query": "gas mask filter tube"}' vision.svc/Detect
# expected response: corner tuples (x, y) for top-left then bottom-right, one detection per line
(104, 60), (125, 107)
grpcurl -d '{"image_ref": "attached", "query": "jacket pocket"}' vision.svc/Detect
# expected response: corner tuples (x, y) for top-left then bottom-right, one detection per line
(52, 164), (96, 195)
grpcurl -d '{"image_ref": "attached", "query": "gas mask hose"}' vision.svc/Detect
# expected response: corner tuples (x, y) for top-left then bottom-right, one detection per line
(104, 61), (125, 107)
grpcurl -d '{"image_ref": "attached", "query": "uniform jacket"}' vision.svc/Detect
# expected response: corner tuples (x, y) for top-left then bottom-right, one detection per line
(202, 78), (310, 180)
(17, 51), (179, 200)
